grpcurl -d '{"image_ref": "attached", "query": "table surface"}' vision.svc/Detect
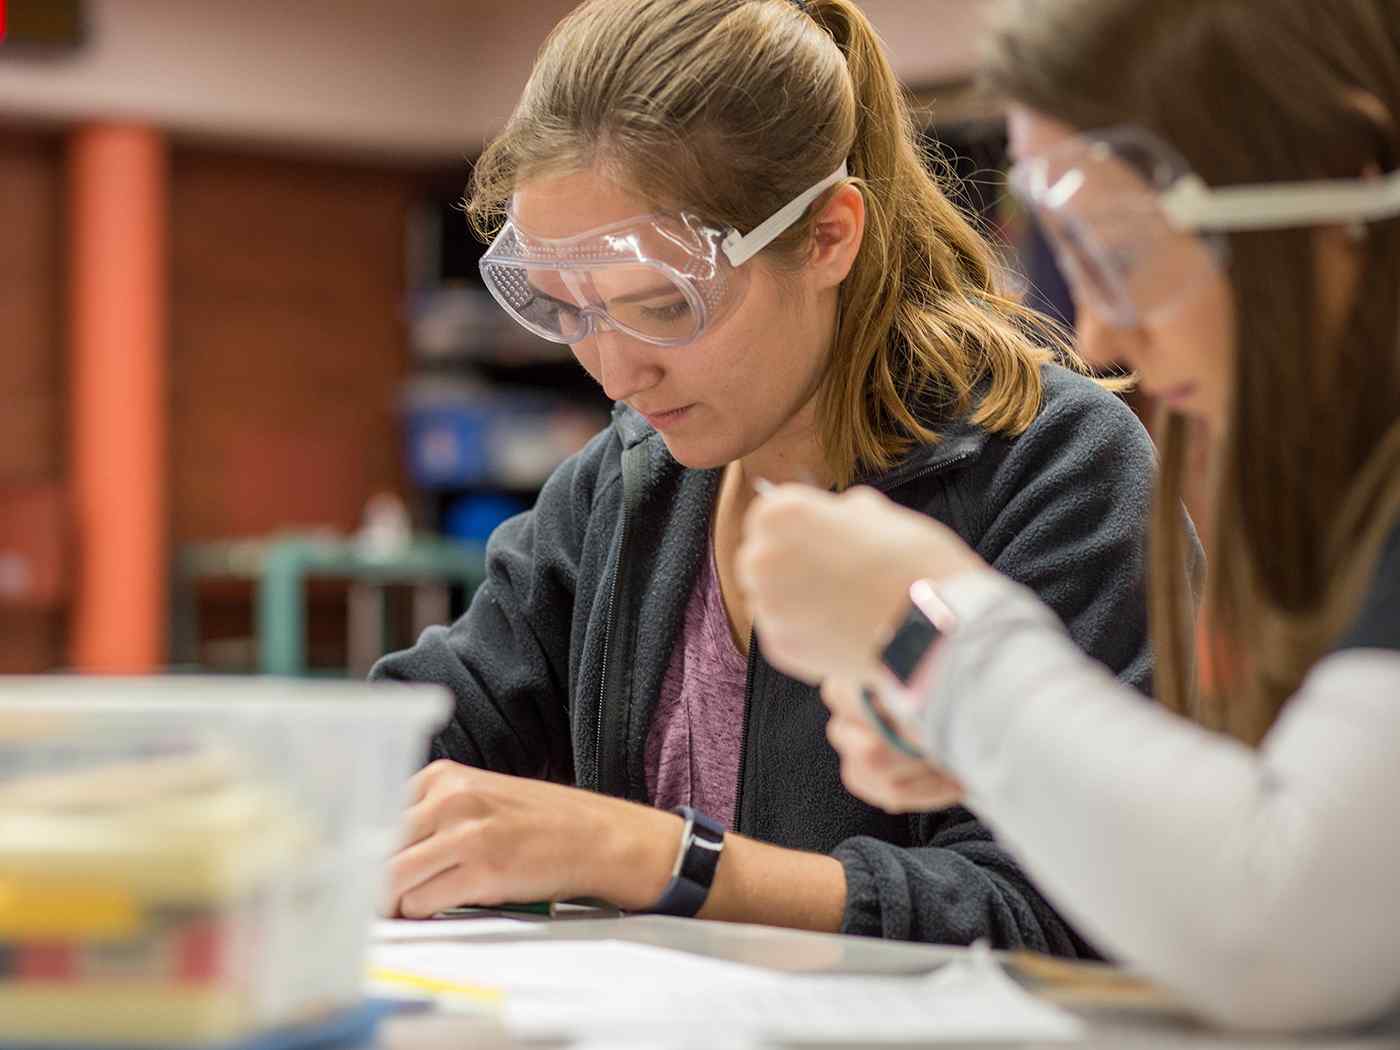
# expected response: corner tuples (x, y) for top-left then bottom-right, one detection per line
(376, 912), (1400, 1050)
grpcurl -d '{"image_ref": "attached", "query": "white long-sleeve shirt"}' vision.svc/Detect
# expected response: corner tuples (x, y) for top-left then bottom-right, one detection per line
(919, 563), (1400, 1033)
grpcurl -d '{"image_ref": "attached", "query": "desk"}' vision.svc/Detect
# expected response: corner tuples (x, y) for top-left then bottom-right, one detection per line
(377, 915), (1399, 1050)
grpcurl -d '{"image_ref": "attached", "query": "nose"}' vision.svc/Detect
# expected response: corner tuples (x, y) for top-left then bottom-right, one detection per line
(1074, 301), (1142, 374)
(580, 323), (665, 402)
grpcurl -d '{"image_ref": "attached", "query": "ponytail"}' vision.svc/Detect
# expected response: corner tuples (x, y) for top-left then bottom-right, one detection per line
(806, 0), (1073, 481)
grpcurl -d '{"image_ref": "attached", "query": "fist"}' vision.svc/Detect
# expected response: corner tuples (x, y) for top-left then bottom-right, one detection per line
(737, 484), (983, 684)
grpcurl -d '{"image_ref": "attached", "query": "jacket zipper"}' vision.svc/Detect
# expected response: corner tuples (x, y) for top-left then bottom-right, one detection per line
(732, 633), (759, 831)
(731, 449), (976, 828)
(867, 450), (975, 495)
(595, 445), (644, 795)
(595, 534), (623, 793)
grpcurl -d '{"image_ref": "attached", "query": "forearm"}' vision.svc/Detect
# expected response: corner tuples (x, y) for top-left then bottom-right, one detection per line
(927, 572), (1400, 1030)
(699, 835), (846, 932)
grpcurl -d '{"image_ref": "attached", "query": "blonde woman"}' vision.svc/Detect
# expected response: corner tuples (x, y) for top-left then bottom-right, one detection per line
(739, 0), (1400, 1027)
(373, 0), (1189, 949)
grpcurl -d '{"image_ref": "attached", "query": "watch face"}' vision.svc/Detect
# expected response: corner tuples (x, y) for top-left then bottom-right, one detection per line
(880, 604), (940, 686)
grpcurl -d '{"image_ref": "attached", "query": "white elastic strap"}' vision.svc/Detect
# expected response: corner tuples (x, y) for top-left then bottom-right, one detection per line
(1161, 168), (1400, 233)
(721, 162), (849, 267)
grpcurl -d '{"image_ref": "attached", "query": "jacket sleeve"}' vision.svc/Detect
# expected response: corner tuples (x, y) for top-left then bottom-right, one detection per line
(835, 809), (1098, 954)
(835, 378), (1198, 954)
(919, 570), (1400, 1031)
(369, 427), (619, 783)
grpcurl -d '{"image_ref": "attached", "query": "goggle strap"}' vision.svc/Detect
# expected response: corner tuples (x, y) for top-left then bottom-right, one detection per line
(1162, 169), (1400, 233)
(721, 162), (849, 267)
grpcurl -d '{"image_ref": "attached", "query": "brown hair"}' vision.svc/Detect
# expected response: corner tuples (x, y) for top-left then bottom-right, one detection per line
(987, 0), (1400, 743)
(468, 0), (1078, 487)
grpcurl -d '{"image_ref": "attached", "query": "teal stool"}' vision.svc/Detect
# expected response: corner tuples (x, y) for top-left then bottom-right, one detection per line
(175, 535), (485, 677)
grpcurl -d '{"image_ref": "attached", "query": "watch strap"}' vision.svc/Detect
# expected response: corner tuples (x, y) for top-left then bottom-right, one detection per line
(644, 806), (725, 918)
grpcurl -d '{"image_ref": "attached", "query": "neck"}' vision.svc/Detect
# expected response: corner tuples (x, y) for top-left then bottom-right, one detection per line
(733, 399), (832, 490)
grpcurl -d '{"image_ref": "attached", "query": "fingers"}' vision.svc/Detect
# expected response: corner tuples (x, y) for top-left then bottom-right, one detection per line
(826, 713), (920, 778)
(389, 762), (480, 916)
(826, 711), (964, 814)
(737, 485), (835, 593)
(819, 677), (867, 719)
(399, 797), (438, 849)
(753, 625), (825, 685)
(407, 758), (460, 804)
(386, 826), (464, 915)
(398, 864), (471, 920)
(876, 771), (964, 814)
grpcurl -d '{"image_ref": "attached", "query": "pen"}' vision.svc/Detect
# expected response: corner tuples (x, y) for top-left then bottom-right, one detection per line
(496, 901), (552, 916)
(439, 901), (553, 918)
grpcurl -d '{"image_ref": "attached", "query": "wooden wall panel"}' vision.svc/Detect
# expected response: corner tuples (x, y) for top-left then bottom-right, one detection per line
(169, 149), (417, 667)
(0, 128), (64, 672)
(169, 149), (412, 541)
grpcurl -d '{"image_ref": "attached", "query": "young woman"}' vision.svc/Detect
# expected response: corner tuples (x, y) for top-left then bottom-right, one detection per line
(372, 0), (1190, 949)
(738, 0), (1400, 1028)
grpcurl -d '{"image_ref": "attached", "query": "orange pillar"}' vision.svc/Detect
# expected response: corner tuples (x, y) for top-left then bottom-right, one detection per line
(68, 124), (168, 673)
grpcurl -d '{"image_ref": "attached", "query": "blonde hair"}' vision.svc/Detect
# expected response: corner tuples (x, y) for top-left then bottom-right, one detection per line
(987, 0), (1400, 743)
(469, 0), (1077, 487)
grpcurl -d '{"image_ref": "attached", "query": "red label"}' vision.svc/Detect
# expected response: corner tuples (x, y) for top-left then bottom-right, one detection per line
(176, 920), (223, 983)
(0, 0), (8, 43)
(19, 943), (78, 981)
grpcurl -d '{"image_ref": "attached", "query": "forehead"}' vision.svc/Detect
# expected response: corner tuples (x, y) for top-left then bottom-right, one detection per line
(512, 168), (658, 238)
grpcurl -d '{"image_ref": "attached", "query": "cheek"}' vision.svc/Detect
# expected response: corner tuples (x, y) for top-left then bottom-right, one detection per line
(571, 341), (602, 384)
(1152, 276), (1235, 377)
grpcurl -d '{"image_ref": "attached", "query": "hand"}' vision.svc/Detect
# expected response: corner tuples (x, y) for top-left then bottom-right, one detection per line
(384, 762), (681, 918)
(737, 484), (985, 684)
(821, 677), (965, 814)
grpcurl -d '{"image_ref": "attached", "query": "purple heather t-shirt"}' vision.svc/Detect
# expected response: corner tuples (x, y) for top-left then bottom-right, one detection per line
(644, 541), (749, 830)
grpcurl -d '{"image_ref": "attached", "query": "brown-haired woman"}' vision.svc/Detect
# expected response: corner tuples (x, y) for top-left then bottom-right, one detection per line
(373, 0), (1185, 949)
(739, 0), (1400, 1026)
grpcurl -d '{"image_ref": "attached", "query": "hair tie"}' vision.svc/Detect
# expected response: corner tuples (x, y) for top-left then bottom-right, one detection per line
(790, 0), (810, 12)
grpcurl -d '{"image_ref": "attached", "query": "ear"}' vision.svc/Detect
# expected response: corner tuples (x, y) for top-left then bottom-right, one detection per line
(807, 184), (866, 291)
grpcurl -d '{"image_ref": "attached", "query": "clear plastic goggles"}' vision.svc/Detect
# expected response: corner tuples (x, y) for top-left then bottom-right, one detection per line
(1008, 126), (1400, 327)
(480, 164), (847, 347)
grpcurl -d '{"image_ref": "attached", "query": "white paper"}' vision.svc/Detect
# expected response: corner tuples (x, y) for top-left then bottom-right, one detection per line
(373, 917), (545, 941)
(368, 938), (1082, 1043)
(371, 939), (763, 994)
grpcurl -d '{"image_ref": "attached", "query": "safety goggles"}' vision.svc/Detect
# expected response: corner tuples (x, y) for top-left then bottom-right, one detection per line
(480, 164), (848, 347)
(1008, 126), (1400, 327)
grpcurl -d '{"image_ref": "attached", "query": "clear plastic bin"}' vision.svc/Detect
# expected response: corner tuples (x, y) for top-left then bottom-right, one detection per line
(0, 677), (449, 1048)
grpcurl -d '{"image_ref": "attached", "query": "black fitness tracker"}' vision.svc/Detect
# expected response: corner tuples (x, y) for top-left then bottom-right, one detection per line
(861, 579), (950, 758)
(644, 806), (726, 918)
(880, 596), (942, 687)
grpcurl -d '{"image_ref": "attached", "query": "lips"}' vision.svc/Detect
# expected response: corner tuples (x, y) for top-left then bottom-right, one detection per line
(1144, 383), (1197, 406)
(637, 404), (695, 430)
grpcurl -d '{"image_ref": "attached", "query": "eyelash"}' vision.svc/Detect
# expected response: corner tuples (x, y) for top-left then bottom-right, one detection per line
(530, 294), (577, 318)
(641, 301), (691, 322)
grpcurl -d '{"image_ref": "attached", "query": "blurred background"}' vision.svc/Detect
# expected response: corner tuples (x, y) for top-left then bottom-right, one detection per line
(0, 0), (1085, 679)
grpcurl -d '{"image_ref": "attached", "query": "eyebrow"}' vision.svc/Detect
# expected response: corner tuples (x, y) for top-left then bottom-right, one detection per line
(525, 281), (685, 308)
(525, 284), (575, 306)
(608, 284), (686, 306)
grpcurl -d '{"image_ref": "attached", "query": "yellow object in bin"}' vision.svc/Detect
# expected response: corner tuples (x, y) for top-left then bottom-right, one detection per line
(0, 881), (139, 940)
(0, 677), (451, 1049)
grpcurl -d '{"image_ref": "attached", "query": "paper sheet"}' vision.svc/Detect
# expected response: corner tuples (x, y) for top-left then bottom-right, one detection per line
(374, 917), (545, 942)
(368, 938), (1083, 1042)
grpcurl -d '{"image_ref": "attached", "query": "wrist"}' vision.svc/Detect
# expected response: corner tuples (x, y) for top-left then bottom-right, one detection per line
(589, 802), (683, 911)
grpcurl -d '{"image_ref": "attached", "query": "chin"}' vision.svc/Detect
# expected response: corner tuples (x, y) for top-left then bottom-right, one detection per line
(657, 433), (741, 471)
